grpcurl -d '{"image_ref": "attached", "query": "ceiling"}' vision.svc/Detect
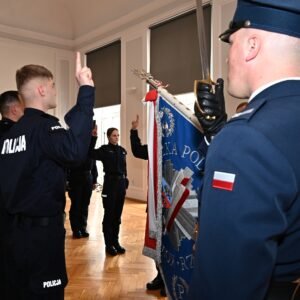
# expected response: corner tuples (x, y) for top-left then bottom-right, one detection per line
(0, 0), (195, 49)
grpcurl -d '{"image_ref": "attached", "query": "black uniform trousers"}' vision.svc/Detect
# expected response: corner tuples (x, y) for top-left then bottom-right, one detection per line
(102, 175), (126, 247)
(2, 214), (67, 300)
(68, 172), (93, 233)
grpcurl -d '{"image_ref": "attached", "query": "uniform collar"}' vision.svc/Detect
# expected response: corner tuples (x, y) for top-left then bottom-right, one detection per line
(1, 117), (15, 124)
(230, 79), (300, 121)
(24, 107), (46, 115)
(108, 142), (118, 147)
(249, 77), (300, 102)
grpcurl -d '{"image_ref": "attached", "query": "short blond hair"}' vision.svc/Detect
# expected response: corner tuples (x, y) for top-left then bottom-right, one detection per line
(16, 64), (53, 92)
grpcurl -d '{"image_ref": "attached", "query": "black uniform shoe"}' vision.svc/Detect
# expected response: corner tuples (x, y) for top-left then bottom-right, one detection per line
(146, 274), (164, 290)
(105, 246), (118, 256)
(72, 230), (82, 239)
(114, 244), (126, 254)
(81, 230), (89, 238)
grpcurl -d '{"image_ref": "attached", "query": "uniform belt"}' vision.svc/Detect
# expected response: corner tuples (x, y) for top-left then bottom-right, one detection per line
(14, 214), (64, 227)
(266, 281), (300, 300)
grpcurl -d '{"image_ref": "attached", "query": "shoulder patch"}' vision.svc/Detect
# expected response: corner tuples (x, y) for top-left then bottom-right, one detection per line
(212, 171), (236, 191)
(50, 125), (64, 131)
(48, 124), (65, 133)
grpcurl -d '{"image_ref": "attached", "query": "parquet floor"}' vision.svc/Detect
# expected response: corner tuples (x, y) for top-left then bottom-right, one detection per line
(64, 190), (166, 300)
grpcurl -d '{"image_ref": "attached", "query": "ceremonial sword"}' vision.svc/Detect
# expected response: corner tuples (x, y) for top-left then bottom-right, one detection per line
(194, 0), (216, 117)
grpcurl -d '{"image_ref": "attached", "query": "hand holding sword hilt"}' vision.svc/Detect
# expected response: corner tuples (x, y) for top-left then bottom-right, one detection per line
(194, 78), (227, 140)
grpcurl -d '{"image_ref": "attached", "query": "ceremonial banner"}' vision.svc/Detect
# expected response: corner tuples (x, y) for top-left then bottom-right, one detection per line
(142, 86), (205, 298)
(157, 95), (205, 299)
(134, 69), (206, 298)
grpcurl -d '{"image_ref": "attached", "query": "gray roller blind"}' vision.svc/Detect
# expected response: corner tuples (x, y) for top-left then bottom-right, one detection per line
(150, 6), (211, 94)
(86, 40), (121, 108)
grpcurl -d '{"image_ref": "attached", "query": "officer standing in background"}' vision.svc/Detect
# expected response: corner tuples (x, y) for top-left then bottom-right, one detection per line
(68, 121), (98, 239)
(90, 127), (128, 256)
(0, 91), (24, 295)
(188, 1), (300, 300)
(0, 52), (94, 300)
(0, 90), (24, 137)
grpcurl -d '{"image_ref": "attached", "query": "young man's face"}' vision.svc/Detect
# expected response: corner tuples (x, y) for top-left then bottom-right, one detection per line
(108, 130), (119, 145)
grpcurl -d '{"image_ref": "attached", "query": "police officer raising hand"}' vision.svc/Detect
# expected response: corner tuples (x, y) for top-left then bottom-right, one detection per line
(0, 54), (95, 299)
(75, 51), (94, 87)
(131, 114), (139, 130)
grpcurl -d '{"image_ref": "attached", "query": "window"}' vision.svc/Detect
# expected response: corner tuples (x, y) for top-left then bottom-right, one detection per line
(86, 40), (121, 108)
(150, 6), (211, 95)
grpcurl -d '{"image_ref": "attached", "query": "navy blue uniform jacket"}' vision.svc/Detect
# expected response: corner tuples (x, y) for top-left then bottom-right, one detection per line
(0, 85), (94, 217)
(91, 143), (127, 177)
(0, 118), (15, 138)
(188, 80), (300, 300)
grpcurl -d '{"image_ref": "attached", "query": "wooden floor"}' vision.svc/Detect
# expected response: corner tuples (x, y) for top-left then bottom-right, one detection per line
(64, 190), (166, 300)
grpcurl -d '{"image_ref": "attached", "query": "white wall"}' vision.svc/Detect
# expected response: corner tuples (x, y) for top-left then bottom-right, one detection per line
(0, 37), (76, 123)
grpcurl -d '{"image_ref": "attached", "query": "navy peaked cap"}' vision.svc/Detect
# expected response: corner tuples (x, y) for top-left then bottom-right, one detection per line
(219, 0), (300, 43)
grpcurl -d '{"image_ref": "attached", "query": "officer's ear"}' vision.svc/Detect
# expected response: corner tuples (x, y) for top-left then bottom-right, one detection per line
(37, 84), (46, 97)
(245, 35), (260, 62)
(10, 103), (18, 115)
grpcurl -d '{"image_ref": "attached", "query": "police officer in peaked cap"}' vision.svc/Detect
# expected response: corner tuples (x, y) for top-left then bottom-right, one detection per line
(0, 52), (94, 299)
(188, 1), (300, 299)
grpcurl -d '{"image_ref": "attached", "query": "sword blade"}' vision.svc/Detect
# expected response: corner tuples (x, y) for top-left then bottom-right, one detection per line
(195, 0), (210, 81)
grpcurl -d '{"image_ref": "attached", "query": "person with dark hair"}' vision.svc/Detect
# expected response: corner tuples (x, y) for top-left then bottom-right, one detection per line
(0, 90), (24, 137)
(0, 90), (24, 295)
(188, 1), (300, 299)
(67, 121), (98, 239)
(90, 127), (128, 256)
(0, 52), (94, 300)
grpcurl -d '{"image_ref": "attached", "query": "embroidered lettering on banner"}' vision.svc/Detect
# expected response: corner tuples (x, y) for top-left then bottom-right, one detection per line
(1, 135), (26, 154)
